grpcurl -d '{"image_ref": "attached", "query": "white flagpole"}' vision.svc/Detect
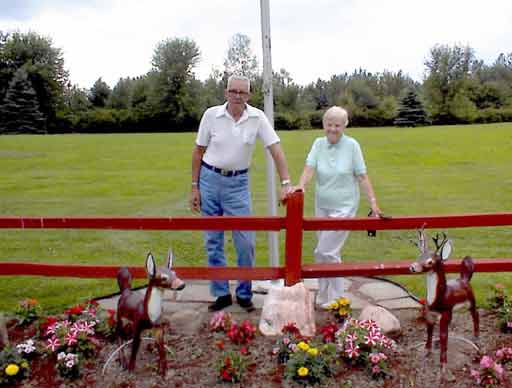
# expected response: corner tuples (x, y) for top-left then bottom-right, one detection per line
(260, 0), (280, 272)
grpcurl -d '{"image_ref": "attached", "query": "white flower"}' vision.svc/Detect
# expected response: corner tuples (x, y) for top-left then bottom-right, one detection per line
(57, 352), (67, 361)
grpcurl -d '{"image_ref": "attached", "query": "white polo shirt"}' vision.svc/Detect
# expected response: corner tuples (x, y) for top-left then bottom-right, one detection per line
(196, 103), (280, 170)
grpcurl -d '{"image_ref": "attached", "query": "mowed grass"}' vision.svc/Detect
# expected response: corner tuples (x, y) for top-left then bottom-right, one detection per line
(0, 123), (511, 313)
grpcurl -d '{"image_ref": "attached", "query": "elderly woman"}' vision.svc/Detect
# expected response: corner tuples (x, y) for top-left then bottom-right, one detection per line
(296, 106), (382, 308)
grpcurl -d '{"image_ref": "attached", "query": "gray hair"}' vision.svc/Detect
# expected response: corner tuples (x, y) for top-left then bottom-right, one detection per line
(323, 106), (349, 127)
(227, 74), (250, 91)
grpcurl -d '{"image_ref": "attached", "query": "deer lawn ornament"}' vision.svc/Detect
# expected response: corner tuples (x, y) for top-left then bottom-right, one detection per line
(409, 228), (479, 374)
(116, 250), (185, 375)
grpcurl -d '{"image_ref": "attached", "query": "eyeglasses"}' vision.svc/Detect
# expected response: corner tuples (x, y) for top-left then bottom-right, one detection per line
(227, 89), (249, 97)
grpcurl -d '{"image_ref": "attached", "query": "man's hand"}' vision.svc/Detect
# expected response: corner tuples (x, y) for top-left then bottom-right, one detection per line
(190, 187), (201, 213)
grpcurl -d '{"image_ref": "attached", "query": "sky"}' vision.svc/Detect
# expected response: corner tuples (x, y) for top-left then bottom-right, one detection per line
(1, 0), (511, 89)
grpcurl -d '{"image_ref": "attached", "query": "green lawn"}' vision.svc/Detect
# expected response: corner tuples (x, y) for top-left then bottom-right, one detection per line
(1, 123), (511, 313)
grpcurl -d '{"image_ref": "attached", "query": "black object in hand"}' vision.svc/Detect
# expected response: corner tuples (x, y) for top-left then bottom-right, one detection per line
(367, 210), (376, 237)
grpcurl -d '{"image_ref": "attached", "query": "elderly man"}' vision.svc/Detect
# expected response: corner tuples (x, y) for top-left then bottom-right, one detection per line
(190, 74), (292, 312)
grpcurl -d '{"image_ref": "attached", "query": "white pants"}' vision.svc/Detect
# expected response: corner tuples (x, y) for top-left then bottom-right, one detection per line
(314, 207), (355, 305)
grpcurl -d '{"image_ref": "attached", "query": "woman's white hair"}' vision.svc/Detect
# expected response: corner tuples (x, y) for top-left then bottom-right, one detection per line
(227, 74), (250, 91)
(323, 106), (349, 127)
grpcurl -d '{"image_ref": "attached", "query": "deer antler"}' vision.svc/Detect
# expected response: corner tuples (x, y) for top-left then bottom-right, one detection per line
(416, 224), (428, 253)
(432, 232), (448, 251)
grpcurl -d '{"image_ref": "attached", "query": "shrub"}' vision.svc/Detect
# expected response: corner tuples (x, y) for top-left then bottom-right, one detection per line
(15, 299), (43, 327)
(284, 340), (336, 386)
(335, 318), (395, 379)
(0, 347), (30, 386)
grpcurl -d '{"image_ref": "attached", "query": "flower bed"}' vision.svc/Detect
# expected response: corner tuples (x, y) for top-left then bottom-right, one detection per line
(2, 287), (512, 386)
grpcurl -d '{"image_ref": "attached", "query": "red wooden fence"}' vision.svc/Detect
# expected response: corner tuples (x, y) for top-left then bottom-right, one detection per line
(1, 191), (511, 286)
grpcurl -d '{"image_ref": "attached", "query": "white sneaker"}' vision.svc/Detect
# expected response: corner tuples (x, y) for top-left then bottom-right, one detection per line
(320, 300), (335, 310)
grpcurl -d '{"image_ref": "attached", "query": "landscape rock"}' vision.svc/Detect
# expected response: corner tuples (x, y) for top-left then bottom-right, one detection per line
(259, 282), (315, 336)
(167, 309), (204, 336)
(358, 305), (401, 337)
(0, 313), (8, 349)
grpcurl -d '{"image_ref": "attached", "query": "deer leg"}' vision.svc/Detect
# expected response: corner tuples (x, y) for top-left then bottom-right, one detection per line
(128, 325), (143, 372)
(154, 327), (166, 376)
(425, 321), (434, 355)
(439, 311), (452, 366)
(116, 315), (128, 369)
(468, 293), (480, 339)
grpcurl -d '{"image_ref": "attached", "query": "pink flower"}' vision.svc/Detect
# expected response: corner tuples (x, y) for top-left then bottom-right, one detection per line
(283, 337), (290, 345)
(346, 344), (360, 359)
(507, 321), (512, 328)
(346, 333), (358, 343)
(65, 332), (78, 346)
(370, 353), (381, 364)
(493, 362), (504, 377)
(364, 332), (380, 347)
(470, 369), (481, 384)
(480, 355), (493, 369)
(372, 365), (381, 374)
(47, 336), (61, 352)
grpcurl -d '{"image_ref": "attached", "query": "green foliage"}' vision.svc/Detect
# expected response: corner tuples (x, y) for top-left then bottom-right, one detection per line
(15, 298), (43, 326)
(0, 347), (30, 385)
(151, 37), (201, 129)
(284, 340), (336, 385)
(89, 77), (111, 108)
(0, 67), (46, 134)
(0, 31), (68, 128)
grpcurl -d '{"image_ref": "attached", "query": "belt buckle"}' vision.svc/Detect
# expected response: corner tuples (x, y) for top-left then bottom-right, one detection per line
(220, 169), (229, 176)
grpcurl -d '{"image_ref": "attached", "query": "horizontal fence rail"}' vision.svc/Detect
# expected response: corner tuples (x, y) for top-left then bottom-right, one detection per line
(1, 192), (511, 285)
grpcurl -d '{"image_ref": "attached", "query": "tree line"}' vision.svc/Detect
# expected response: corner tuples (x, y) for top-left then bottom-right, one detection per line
(1, 31), (511, 134)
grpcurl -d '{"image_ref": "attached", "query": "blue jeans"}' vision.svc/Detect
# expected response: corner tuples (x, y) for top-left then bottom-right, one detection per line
(199, 166), (255, 300)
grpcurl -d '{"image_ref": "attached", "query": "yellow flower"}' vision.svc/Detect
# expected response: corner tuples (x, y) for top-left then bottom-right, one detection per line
(297, 367), (309, 377)
(329, 301), (339, 310)
(307, 347), (318, 357)
(338, 297), (350, 306)
(5, 364), (20, 376)
(338, 308), (348, 316)
(21, 361), (29, 369)
(297, 341), (310, 351)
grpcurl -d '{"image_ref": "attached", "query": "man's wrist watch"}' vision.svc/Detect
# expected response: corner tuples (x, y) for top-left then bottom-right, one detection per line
(281, 179), (291, 187)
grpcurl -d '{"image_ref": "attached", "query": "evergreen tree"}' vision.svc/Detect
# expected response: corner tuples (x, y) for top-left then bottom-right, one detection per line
(0, 68), (46, 134)
(394, 90), (430, 127)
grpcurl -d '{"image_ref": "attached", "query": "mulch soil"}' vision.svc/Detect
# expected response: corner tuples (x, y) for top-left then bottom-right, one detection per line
(5, 308), (512, 387)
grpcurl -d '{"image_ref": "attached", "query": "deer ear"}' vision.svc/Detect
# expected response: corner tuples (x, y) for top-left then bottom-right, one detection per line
(146, 252), (156, 278)
(166, 249), (174, 269)
(441, 240), (452, 260)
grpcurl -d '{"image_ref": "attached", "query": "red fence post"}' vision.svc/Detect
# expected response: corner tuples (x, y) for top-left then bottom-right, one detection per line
(284, 191), (304, 286)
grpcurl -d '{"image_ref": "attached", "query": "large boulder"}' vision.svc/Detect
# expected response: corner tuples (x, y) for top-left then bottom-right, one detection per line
(358, 305), (401, 337)
(259, 282), (315, 337)
(0, 313), (8, 349)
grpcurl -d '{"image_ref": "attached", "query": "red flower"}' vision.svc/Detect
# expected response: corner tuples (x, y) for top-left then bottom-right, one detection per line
(319, 322), (338, 343)
(240, 347), (249, 355)
(40, 316), (58, 332)
(107, 309), (116, 327)
(418, 298), (426, 305)
(65, 304), (84, 316)
(221, 368), (232, 381)
(282, 322), (302, 337)
(216, 341), (225, 350)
